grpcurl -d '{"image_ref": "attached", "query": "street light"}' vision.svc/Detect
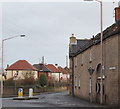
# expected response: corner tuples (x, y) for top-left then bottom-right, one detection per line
(84, 0), (103, 104)
(1, 34), (26, 96)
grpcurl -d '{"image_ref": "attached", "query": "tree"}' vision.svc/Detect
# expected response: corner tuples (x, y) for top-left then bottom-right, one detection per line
(38, 74), (48, 87)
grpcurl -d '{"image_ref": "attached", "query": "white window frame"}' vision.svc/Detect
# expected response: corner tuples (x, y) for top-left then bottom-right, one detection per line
(81, 54), (83, 65)
(90, 48), (92, 62)
(78, 77), (81, 87)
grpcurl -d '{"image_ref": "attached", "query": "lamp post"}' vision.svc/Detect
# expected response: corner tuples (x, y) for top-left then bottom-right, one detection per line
(84, 0), (103, 104)
(1, 34), (25, 96)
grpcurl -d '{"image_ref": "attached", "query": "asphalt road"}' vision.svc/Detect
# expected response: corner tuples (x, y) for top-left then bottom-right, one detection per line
(2, 91), (105, 108)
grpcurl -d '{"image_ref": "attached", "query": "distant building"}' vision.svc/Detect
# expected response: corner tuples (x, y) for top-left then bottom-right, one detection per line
(69, 5), (120, 106)
(33, 63), (69, 82)
(6, 60), (38, 79)
(46, 64), (61, 81)
(58, 66), (69, 82)
(33, 63), (51, 78)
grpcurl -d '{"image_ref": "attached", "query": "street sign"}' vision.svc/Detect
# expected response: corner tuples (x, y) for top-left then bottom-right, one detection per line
(88, 67), (94, 75)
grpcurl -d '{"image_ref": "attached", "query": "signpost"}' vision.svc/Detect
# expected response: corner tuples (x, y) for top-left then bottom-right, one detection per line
(88, 67), (94, 103)
(13, 73), (18, 95)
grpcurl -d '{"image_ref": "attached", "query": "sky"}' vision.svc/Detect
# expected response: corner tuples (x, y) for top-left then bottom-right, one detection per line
(1, 0), (119, 68)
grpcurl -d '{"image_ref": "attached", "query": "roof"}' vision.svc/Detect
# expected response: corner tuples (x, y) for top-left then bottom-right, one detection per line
(58, 66), (68, 74)
(77, 39), (90, 49)
(33, 63), (51, 72)
(6, 60), (37, 71)
(70, 39), (89, 54)
(46, 64), (60, 73)
(70, 20), (120, 57)
(64, 66), (69, 73)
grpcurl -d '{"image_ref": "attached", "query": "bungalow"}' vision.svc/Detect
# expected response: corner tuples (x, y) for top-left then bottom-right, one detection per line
(6, 60), (38, 79)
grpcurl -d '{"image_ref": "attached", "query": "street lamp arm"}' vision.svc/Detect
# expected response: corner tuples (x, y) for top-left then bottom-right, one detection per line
(84, 0), (102, 3)
(2, 35), (25, 42)
(95, 0), (102, 3)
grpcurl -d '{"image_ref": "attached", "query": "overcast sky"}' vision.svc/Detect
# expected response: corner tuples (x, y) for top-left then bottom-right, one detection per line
(1, 1), (119, 68)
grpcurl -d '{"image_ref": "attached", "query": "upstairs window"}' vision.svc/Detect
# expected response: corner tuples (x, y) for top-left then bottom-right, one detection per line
(89, 48), (92, 63)
(78, 76), (81, 89)
(81, 54), (83, 66)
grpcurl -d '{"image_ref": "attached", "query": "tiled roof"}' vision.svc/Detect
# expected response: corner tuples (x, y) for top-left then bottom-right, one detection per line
(64, 66), (69, 73)
(70, 20), (120, 57)
(70, 39), (89, 54)
(58, 66), (68, 74)
(46, 64), (60, 73)
(6, 60), (37, 71)
(33, 63), (51, 72)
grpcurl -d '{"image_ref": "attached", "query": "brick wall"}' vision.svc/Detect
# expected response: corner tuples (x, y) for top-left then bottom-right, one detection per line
(70, 34), (120, 106)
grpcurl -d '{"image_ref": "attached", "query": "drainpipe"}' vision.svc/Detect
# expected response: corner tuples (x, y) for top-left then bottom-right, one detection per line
(72, 56), (74, 96)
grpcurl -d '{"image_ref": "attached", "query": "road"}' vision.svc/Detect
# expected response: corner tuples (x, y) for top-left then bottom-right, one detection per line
(2, 91), (103, 108)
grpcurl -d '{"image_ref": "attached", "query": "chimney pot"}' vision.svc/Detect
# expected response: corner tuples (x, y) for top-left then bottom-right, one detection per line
(115, 4), (120, 22)
(7, 64), (9, 68)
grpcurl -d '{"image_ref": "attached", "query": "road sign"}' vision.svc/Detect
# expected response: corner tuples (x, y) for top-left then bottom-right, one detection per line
(88, 67), (94, 75)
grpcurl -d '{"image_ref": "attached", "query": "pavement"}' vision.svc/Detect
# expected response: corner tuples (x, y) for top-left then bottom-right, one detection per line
(1, 91), (119, 108)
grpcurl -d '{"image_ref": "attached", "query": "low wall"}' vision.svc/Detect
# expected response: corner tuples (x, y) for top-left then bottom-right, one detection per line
(2, 86), (68, 97)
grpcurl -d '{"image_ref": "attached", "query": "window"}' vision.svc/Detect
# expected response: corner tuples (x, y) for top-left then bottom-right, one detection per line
(89, 48), (92, 63)
(75, 76), (77, 88)
(78, 77), (80, 89)
(81, 54), (83, 66)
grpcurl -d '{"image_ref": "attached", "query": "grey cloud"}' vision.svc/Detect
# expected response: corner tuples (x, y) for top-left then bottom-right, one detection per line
(2, 2), (118, 67)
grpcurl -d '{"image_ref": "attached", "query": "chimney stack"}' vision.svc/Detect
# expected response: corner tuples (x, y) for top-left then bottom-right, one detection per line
(115, 1), (120, 22)
(70, 33), (76, 45)
(55, 64), (58, 68)
(7, 64), (9, 68)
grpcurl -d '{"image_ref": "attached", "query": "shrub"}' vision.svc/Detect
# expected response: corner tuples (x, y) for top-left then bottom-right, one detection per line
(38, 74), (48, 87)
(20, 77), (35, 86)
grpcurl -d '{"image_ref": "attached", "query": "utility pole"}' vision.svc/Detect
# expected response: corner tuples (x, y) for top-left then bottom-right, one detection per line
(66, 55), (68, 68)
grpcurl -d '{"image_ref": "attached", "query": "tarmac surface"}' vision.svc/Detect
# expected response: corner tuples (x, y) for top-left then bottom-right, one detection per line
(1, 91), (113, 108)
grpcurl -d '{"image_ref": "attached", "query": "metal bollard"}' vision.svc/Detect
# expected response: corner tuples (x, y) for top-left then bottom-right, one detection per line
(29, 88), (33, 97)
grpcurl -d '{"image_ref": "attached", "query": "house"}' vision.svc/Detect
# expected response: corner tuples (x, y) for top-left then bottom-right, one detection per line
(33, 63), (69, 82)
(58, 66), (69, 81)
(46, 64), (61, 81)
(6, 60), (38, 79)
(33, 63), (51, 78)
(69, 5), (120, 106)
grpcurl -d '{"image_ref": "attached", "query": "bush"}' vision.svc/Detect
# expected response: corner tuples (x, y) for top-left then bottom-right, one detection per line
(38, 74), (48, 87)
(18, 77), (35, 86)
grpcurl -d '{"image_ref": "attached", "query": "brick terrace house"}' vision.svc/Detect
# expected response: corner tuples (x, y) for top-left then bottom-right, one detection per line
(69, 6), (120, 106)
(33, 63), (51, 78)
(6, 60), (38, 79)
